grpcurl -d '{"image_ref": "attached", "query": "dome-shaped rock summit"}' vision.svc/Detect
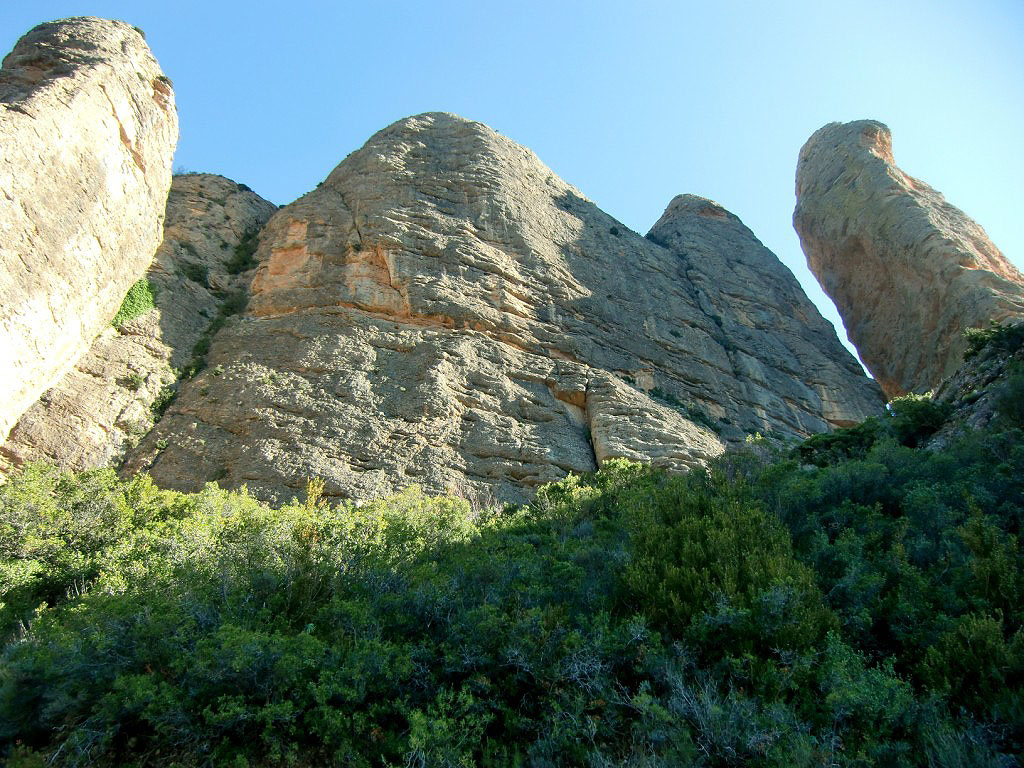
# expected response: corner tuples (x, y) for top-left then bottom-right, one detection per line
(125, 113), (881, 504)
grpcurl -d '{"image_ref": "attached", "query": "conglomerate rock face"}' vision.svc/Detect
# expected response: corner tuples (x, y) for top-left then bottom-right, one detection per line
(0, 174), (275, 472)
(126, 113), (881, 505)
(0, 17), (178, 443)
(794, 119), (1024, 398)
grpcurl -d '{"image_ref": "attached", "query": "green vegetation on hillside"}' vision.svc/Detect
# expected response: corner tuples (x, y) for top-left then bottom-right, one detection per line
(110, 278), (156, 330)
(1, 397), (1022, 765)
(225, 229), (260, 274)
(964, 320), (1024, 359)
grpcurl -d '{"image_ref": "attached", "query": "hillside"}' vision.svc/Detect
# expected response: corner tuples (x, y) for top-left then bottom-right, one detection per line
(2, 332), (1022, 766)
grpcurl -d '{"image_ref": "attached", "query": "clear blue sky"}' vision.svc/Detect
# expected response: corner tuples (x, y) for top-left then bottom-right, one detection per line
(4, 1), (1022, 360)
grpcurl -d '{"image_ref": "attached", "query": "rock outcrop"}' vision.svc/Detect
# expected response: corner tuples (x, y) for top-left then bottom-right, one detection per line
(794, 120), (1024, 398)
(0, 174), (276, 472)
(646, 194), (876, 429)
(0, 17), (178, 443)
(125, 113), (881, 505)
(927, 322), (1024, 449)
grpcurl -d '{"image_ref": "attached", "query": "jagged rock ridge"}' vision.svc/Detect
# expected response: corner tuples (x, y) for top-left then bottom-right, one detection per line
(1, 174), (276, 472)
(794, 119), (1024, 397)
(0, 17), (178, 442)
(125, 113), (881, 505)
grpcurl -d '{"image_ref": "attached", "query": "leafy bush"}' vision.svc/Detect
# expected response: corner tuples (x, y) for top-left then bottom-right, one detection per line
(225, 229), (260, 274)
(123, 371), (145, 391)
(150, 383), (176, 420)
(179, 261), (209, 286)
(887, 393), (951, 447)
(619, 472), (835, 659)
(964, 320), (1024, 359)
(994, 363), (1024, 427)
(795, 417), (883, 466)
(110, 278), (155, 329)
(795, 394), (950, 466)
(2, 417), (1022, 764)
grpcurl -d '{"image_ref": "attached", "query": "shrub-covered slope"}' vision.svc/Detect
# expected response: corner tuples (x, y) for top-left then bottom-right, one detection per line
(1, 377), (1022, 765)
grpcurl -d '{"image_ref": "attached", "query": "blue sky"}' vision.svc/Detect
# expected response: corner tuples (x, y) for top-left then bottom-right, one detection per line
(3, 1), (1022, 360)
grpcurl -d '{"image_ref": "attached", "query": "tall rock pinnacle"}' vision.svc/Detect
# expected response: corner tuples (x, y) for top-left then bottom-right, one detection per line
(125, 113), (881, 504)
(0, 18), (178, 442)
(794, 120), (1024, 397)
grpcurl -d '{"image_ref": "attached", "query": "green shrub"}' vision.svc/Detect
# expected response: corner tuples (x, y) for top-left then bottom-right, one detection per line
(994, 363), (1024, 427)
(0, 466), (178, 641)
(2, 410), (1022, 764)
(794, 417), (883, 466)
(123, 372), (145, 391)
(225, 229), (260, 274)
(920, 613), (1024, 723)
(110, 279), (155, 329)
(794, 394), (949, 463)
(179, 261), (209, 286)
(964, 320), (1024, 359)
(618, 471), (835, 660)
(887, 393), (951, 447)
(150, 383), (176, 421)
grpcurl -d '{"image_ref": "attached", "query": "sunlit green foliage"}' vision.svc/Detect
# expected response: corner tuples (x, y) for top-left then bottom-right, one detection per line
(2, 416), (1022, 765)
(110, 278), (155, 329)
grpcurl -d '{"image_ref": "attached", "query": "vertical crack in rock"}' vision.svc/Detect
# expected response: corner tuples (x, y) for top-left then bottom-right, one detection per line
(1, 174), (276, 473)
(100, 83), (147, 173)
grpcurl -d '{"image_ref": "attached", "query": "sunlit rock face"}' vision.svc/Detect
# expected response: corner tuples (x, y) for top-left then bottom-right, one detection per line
(127, 113), (880, 505)
(0, 17), (178, 443)
(795, 119), (1024, 398)
(1, 174), (275, 473)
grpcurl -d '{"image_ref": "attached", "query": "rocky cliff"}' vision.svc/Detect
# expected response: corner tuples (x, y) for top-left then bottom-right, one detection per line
(0, 174), (276, 472)
(794, 120), (1024, 397)
(124, 113), (881, 505)
(0, 18), (178, 442)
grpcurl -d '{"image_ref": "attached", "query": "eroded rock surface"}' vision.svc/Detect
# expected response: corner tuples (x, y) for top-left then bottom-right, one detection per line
(927, 322), (1024, 449)
(0, 174), (275, 472)
(646, 194), (878, 429)
(127, 113), (881, 505)
(0, 17), (178, 443)
(794, 120), (1024, 397)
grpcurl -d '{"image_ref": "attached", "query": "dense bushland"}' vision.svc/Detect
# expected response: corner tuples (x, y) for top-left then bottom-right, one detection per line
(1, 400), (1022, 765)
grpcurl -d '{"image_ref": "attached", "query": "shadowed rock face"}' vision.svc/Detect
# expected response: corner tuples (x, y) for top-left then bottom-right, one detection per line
(794, 120), (1024, 398)
(646, 194), (879, 429)
(0, 174), (276, 473)
(126, 113), (881, 505)
(0, 17), (178, 443)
